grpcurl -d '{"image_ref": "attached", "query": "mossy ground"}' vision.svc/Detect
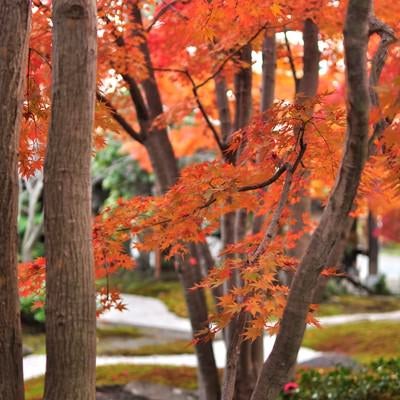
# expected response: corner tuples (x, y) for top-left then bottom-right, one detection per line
(23, 325), (143, 355)
(303, 320), (400, 363)
(99, 339), (195, 356)
(317, 295), (400, 317)
(25, 364), (198, 400)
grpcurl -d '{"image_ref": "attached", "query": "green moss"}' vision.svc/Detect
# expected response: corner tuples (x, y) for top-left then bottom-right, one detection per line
(100, 340), (195, 356)
(25, 364), (198, 400)
(303, 321), (400, 363)
(96, 364), (198, 389)
(23, 326), (143, 356)
(318, 295), (400, 317)
(96, 324), (142, 338)
(23, 334), (46, 354)
(25, 377), (44, 400)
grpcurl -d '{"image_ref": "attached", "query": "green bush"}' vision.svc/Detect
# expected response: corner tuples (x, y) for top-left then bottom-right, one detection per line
(21, 295), (45, 325)
(280, 359), (400, 400)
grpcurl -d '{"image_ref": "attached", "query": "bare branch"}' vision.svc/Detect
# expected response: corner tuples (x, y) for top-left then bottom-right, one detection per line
(238, 131), (306, 192)
(153, 67), (226, 154)
(121, 73), (151, 135)
(367, 16), (397, 154)
(195, 24), (267, 90)
(238, 164), (288, 192)
(145, 0), (188, 32)
(284, 29), (299, 91)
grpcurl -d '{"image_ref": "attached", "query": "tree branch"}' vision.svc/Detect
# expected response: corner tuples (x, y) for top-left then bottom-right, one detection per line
(153, 67), (226, 155)
(145, 0), (188, 32)
(121, 73), (151, 135)
(367, 16), (397, 154)
(96, 91), (143, 143)
(238, 131), (306, 192)
(195, 24), (267, 90)
(284, 29), (300, 92)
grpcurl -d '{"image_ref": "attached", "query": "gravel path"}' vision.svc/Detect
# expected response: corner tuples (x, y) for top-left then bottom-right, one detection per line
(24, 293), (400, 381)
(23, 337), (322, 380)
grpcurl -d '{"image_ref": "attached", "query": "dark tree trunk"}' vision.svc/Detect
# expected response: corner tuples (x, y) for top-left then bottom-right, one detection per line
(43, 1), (97, 399)
(230, 43), (256, 400)
(368, 212), (379, 276)
(0, 2), (30, 399)
(145, 140), (221, 400)
(251, 1), (372, 398)
(127, 6), (221, 399)
(215, 75), (232, 144)
(288, 19), (320, 273)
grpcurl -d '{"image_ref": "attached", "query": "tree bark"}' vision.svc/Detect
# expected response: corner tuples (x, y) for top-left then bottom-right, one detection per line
(288, 19), (320, 271)
(127, 8), (221, 399)
(145, 139), (221, 400)
(368, 211), (379, 276)
(43, 1), (97, 399)
(251, 1), (372, 398)
(215, 75), (232, 145)
(0, 2), (30, 399)
(230, 43), (256, 400)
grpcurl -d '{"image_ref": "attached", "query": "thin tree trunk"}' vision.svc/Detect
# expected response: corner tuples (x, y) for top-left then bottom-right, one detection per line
(0, 2), (30, 399)
(215, 75), (232, 144)
(43, 1), (97, 399)
(261, 32), (276, 113)
(248, 31), (277, 382)
(288, 19), (320, 273)
(251, 1), (372, 398)
(127, 6), (221, 398)
(368, 212), (379, 276)
(145, 141), (221, 400)
(231, 43), (255, 400)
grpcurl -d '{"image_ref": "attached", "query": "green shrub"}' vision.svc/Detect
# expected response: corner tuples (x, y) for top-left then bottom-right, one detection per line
(280, 359), (400, 400)
(21, 295), (45, 324)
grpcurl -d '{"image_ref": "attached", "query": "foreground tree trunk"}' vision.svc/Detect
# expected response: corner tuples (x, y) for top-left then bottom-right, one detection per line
(251, 0), (372, 399)
(43, 1), (97, 399)
(0, 2), (31, 399)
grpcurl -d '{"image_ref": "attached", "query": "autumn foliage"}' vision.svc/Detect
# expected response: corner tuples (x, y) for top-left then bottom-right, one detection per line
(19, 0), (400, 341)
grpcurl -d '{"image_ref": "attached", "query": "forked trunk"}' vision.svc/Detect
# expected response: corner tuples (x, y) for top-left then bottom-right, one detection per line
(251, 1), (372, 398)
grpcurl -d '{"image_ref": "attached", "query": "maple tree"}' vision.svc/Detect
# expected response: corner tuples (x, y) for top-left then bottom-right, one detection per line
(6, 0), (400, 399)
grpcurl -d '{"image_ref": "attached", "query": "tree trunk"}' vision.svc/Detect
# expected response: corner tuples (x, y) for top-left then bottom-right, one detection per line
(145, 140), (221, 400)
(43, 1), (97, 399)
(125, 7), (220, 398)
(251, 1), (371, 398)
(287, 19), (320, 277)
(0, 2), (30, 399)
(368, 211), (379, 276)
(231, 43), (257, 400)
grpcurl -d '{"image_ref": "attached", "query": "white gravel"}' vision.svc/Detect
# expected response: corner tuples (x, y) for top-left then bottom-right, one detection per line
(23, 336), (322, 380)
(24, 292), (400, 381)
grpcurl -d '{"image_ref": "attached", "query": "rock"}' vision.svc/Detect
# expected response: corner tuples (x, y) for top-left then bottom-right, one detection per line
(22, 345), (33, 357)
(125, 381), (198, 400)
(96, 385), (148, 400)
(298, 352), (360, 370)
